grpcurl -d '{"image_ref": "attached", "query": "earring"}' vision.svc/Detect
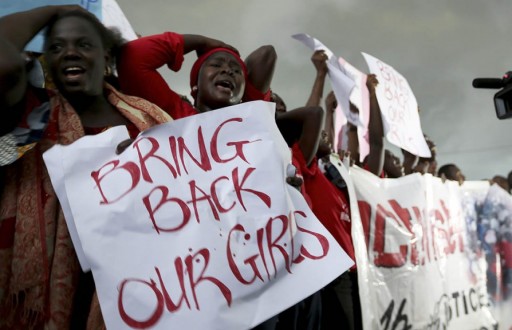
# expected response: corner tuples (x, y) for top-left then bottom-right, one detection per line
(192, 86), (198, 92)
(104, 66), (112, 76)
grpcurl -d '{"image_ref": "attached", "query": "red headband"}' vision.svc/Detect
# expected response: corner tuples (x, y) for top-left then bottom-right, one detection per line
(189, 48), (248, 98)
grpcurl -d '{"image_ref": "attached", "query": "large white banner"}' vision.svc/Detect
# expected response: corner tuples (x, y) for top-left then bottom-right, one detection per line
(43, 101), (353, 329)
(345, 166), (496, 329)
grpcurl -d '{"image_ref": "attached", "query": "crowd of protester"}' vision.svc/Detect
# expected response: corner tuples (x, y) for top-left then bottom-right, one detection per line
(0, 5), (510, 330)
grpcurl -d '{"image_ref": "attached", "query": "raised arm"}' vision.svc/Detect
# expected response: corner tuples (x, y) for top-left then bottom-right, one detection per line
(0, 5), (82, 132)
(182, 34), (238, 56)
(305, 50), (328, 107)
(276, 106), (325, 167)
(324, 91), (337, 149)
(118, 32), (237, 118)
(401, 149), (418, 175)
(118, 32), (188, 118)
(244, 45), (276, 97)
(364, 74), (385, 176)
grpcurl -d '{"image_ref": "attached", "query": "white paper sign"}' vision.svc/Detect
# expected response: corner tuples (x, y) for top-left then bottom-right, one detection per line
(362, 52), (431, 157)
(102, 0), (138, 41)
(292, 33), (358, 127)
(43, 140), (91, 271)
(43, 101), (353, 329)
(336, 57), (370, 162)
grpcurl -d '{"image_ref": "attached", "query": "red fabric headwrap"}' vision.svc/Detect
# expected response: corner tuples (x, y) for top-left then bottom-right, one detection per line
(189, 48), (248, 98)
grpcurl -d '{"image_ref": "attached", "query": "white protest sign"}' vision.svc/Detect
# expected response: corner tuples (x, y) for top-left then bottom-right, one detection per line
(346, 167), (496, 329)
(362, 52), (431, 157)
(291, 33), (336, 61)
(336, 57), (370, 162)
(292, 33), (358, 127)
(43, 141), (91, 271)
(102, 0), (138, 41)
(44, 101), (353, 329)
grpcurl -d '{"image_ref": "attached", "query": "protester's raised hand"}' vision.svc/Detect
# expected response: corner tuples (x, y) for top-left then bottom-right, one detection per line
(401, 148), (417, 175)
(325, 91), (337, 113)
(366, 73), (379, 91)
(286, 164), (303, 191)
(338, 149), (353, 167)
(311, 50), (328, 75)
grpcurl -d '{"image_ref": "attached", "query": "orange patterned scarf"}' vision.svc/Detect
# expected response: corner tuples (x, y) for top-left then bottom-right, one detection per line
(0, 83), (172, 329)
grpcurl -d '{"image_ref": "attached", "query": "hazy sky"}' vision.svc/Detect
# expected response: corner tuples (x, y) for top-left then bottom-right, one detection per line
(117, 0), (512, 180)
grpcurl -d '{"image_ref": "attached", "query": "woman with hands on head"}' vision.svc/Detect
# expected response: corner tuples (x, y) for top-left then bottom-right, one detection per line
(0, 5), (171, 329)
(117, 31), (277, 118)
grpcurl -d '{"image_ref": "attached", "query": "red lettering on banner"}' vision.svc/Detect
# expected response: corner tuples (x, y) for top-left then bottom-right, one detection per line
(141, 167), (273, 233)
(91, 160), (141, 204)
(256, 227), (271, 280)
(431, 206), (446, 260)
(360, 198), (466, 268)
(412, 206), (428, 265)
(293, 211), (330, 264)
(262, 215), (292, 276)
(357, 201), (372, 248)
(155, 264), (191, 312)
(210, 118), (259, 164)
(142, 186), (191, 233)
(91, 117), (260, 205)
(134, 137), (178, 183)
(227, 211), (330, 284)
(118, 278), (164, 329)
(227, 215), (294, 283)
(374, 204), (408, 267)
(117, 248), (231, 328)
(187, 180), (220, 222)
(178, 126), (212, 175)
(227, 224), (264, 284)
(388, 200), (419, 265)
(232, 167), (271, 211)
(430, 200), (464, 260)
(183, 249), (232, 310)
(168, 136), (181, 176)
(210, 176), (236, 213)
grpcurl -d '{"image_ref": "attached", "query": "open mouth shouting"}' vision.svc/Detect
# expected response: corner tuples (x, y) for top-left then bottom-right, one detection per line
(62, 65), (86, 84)
(214, 78), (235, 94)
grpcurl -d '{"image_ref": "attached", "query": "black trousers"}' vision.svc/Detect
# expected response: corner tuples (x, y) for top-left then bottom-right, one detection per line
(321, 271), (362, 330)
(253, 291), (323, 330)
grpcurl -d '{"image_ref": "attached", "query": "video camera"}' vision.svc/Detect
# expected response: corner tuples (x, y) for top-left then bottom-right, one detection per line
(472, 71), (512, 120)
